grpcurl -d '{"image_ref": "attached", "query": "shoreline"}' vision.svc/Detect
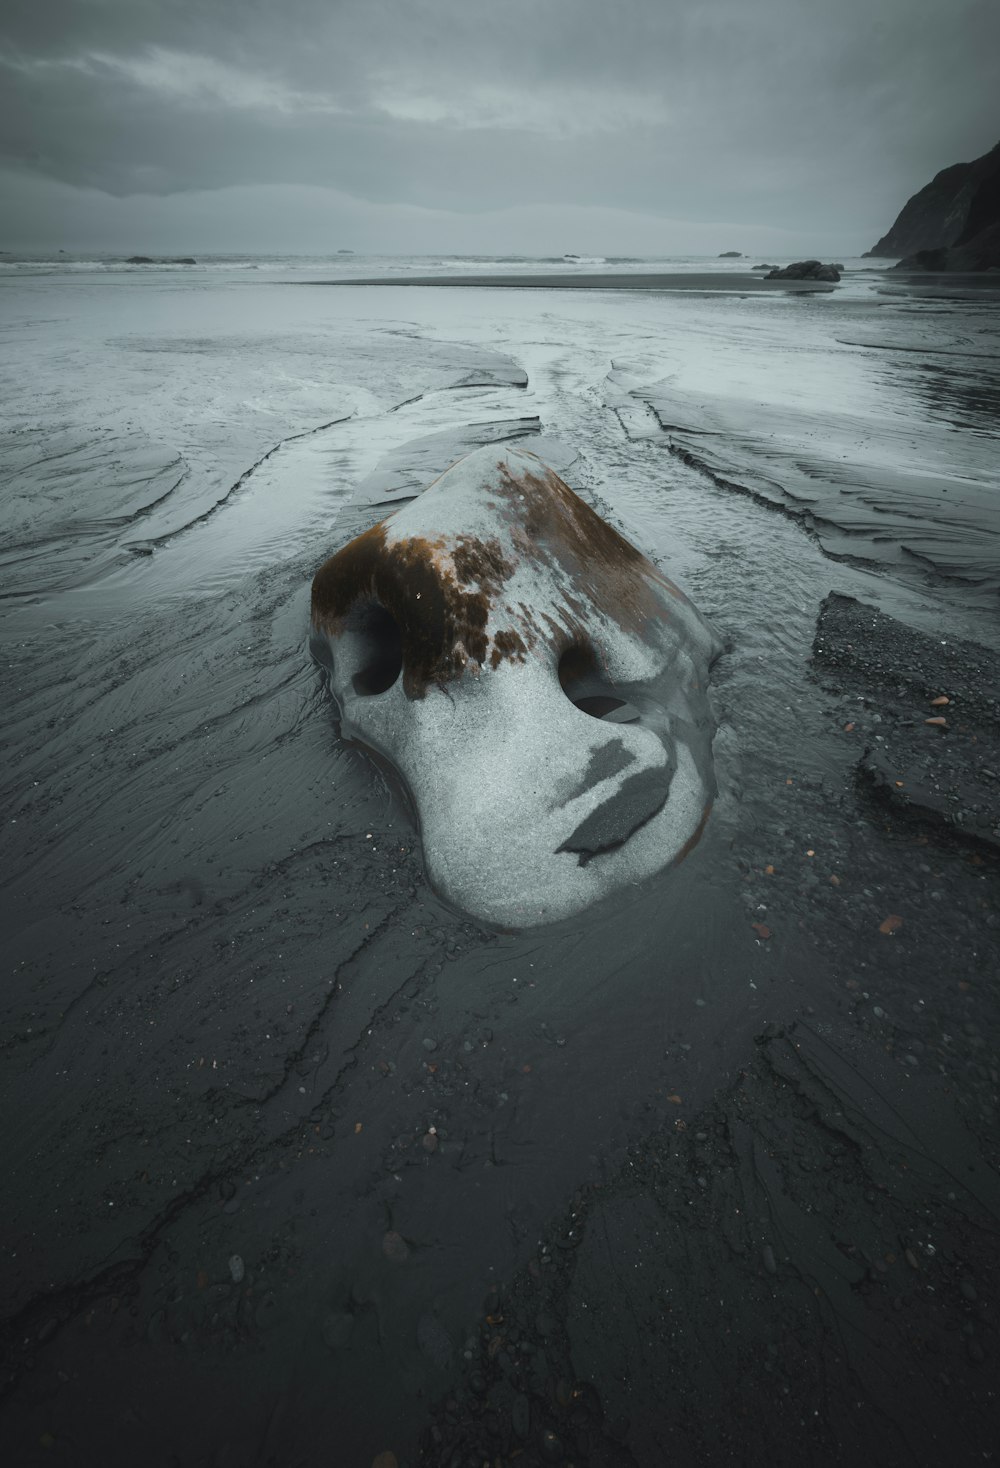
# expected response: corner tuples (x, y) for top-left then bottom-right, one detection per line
(292, 270), (839, 293)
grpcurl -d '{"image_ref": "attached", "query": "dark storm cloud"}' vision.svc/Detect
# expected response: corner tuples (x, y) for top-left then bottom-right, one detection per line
(1, 0), (998, 248)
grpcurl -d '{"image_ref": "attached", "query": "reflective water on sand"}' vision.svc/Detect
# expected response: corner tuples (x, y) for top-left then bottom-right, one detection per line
(1, 261), (998, 1464)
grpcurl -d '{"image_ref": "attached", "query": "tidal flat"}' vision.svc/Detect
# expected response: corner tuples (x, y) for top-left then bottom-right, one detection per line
(1, 256), (999, 1467)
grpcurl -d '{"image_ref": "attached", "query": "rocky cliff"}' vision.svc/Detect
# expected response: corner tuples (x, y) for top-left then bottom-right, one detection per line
(865, 141), (1000, 266)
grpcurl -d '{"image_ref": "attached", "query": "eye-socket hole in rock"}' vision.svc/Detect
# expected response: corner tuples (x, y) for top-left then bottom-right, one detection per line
(348, 601), (403, 696)
(557, 642), (641, 724)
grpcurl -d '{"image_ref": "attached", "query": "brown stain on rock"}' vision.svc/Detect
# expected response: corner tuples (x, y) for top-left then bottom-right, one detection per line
(490, 628), (528, 670)
(311, 456), (682, 699)
(496, 460), (679, 635)
(451, 535), (513, 598)
(312, 525), (517, 699)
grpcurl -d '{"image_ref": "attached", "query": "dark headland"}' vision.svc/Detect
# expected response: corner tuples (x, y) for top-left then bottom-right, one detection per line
(866, 140), (1000, 272)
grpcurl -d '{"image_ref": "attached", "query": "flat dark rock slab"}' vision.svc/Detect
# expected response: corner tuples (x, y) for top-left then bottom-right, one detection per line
(812, 592), (1000, 848)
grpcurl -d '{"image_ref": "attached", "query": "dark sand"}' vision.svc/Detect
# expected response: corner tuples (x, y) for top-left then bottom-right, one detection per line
(420, 598), (1000, 1466)
(301, 271), (837, 293)
(2, 269), (998, 1468)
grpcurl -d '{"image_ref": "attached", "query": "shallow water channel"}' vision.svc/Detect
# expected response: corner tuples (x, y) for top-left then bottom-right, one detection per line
(2, 267), (999, 1466)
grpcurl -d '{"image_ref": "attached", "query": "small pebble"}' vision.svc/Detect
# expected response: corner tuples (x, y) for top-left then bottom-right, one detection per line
(422, 1037), (438, 1052)
(540, 1429), (564, 1463)
(511, 1392), (530, 1439)
(228, 1255), (245, 1284)
(960, 1279), (978, 1302)
(762, 1245), (777, 1275)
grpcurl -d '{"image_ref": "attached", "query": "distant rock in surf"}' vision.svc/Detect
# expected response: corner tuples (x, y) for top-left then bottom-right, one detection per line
(718, 251), (742, 257)
(752, 263), (777, 271)
(309, 444), (721, 928)
(866, 141), (1000, 265)
(765, 260), (841, 282)
(125, 255), (197, 265)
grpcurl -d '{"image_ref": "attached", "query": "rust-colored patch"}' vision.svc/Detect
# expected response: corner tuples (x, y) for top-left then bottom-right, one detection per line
(312, 526), (523, 698)
(311, 457), (683, 698)
(451, 535), (513, 598)
(496, 460), (672, 637)
(312, 524), (487, 698)
(490, 627), (528, 669)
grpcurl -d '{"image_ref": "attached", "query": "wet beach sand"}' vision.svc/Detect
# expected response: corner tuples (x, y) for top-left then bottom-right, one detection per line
(1, 259), (998, 1466)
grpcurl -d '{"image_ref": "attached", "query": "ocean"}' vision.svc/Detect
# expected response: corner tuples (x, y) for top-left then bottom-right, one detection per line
(2, 253), (999, 1465)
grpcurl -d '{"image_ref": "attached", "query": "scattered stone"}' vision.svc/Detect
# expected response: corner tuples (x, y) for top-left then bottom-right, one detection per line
(762, 1244), (777, 1275)
(228, 1254), (245, 1284)
(540, 1428), (565, 1462)
(422, 1037), (438, 1052)
(813, 594), (1000, 853)
(511, 1392), (530, 1438)
(765, 259), (841, 282)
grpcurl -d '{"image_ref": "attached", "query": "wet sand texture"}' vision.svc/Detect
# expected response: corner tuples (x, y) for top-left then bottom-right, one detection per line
(310, 444), (721, 927)
(1, 265), (998, 1468)
(420, 1020), (1000, 1467)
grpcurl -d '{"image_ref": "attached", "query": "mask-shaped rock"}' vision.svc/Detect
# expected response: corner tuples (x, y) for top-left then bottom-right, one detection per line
(310, 444), (721, 928)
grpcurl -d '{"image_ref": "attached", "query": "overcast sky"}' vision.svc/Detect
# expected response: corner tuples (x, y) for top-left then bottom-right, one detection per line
(1, 0), (997, 255)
